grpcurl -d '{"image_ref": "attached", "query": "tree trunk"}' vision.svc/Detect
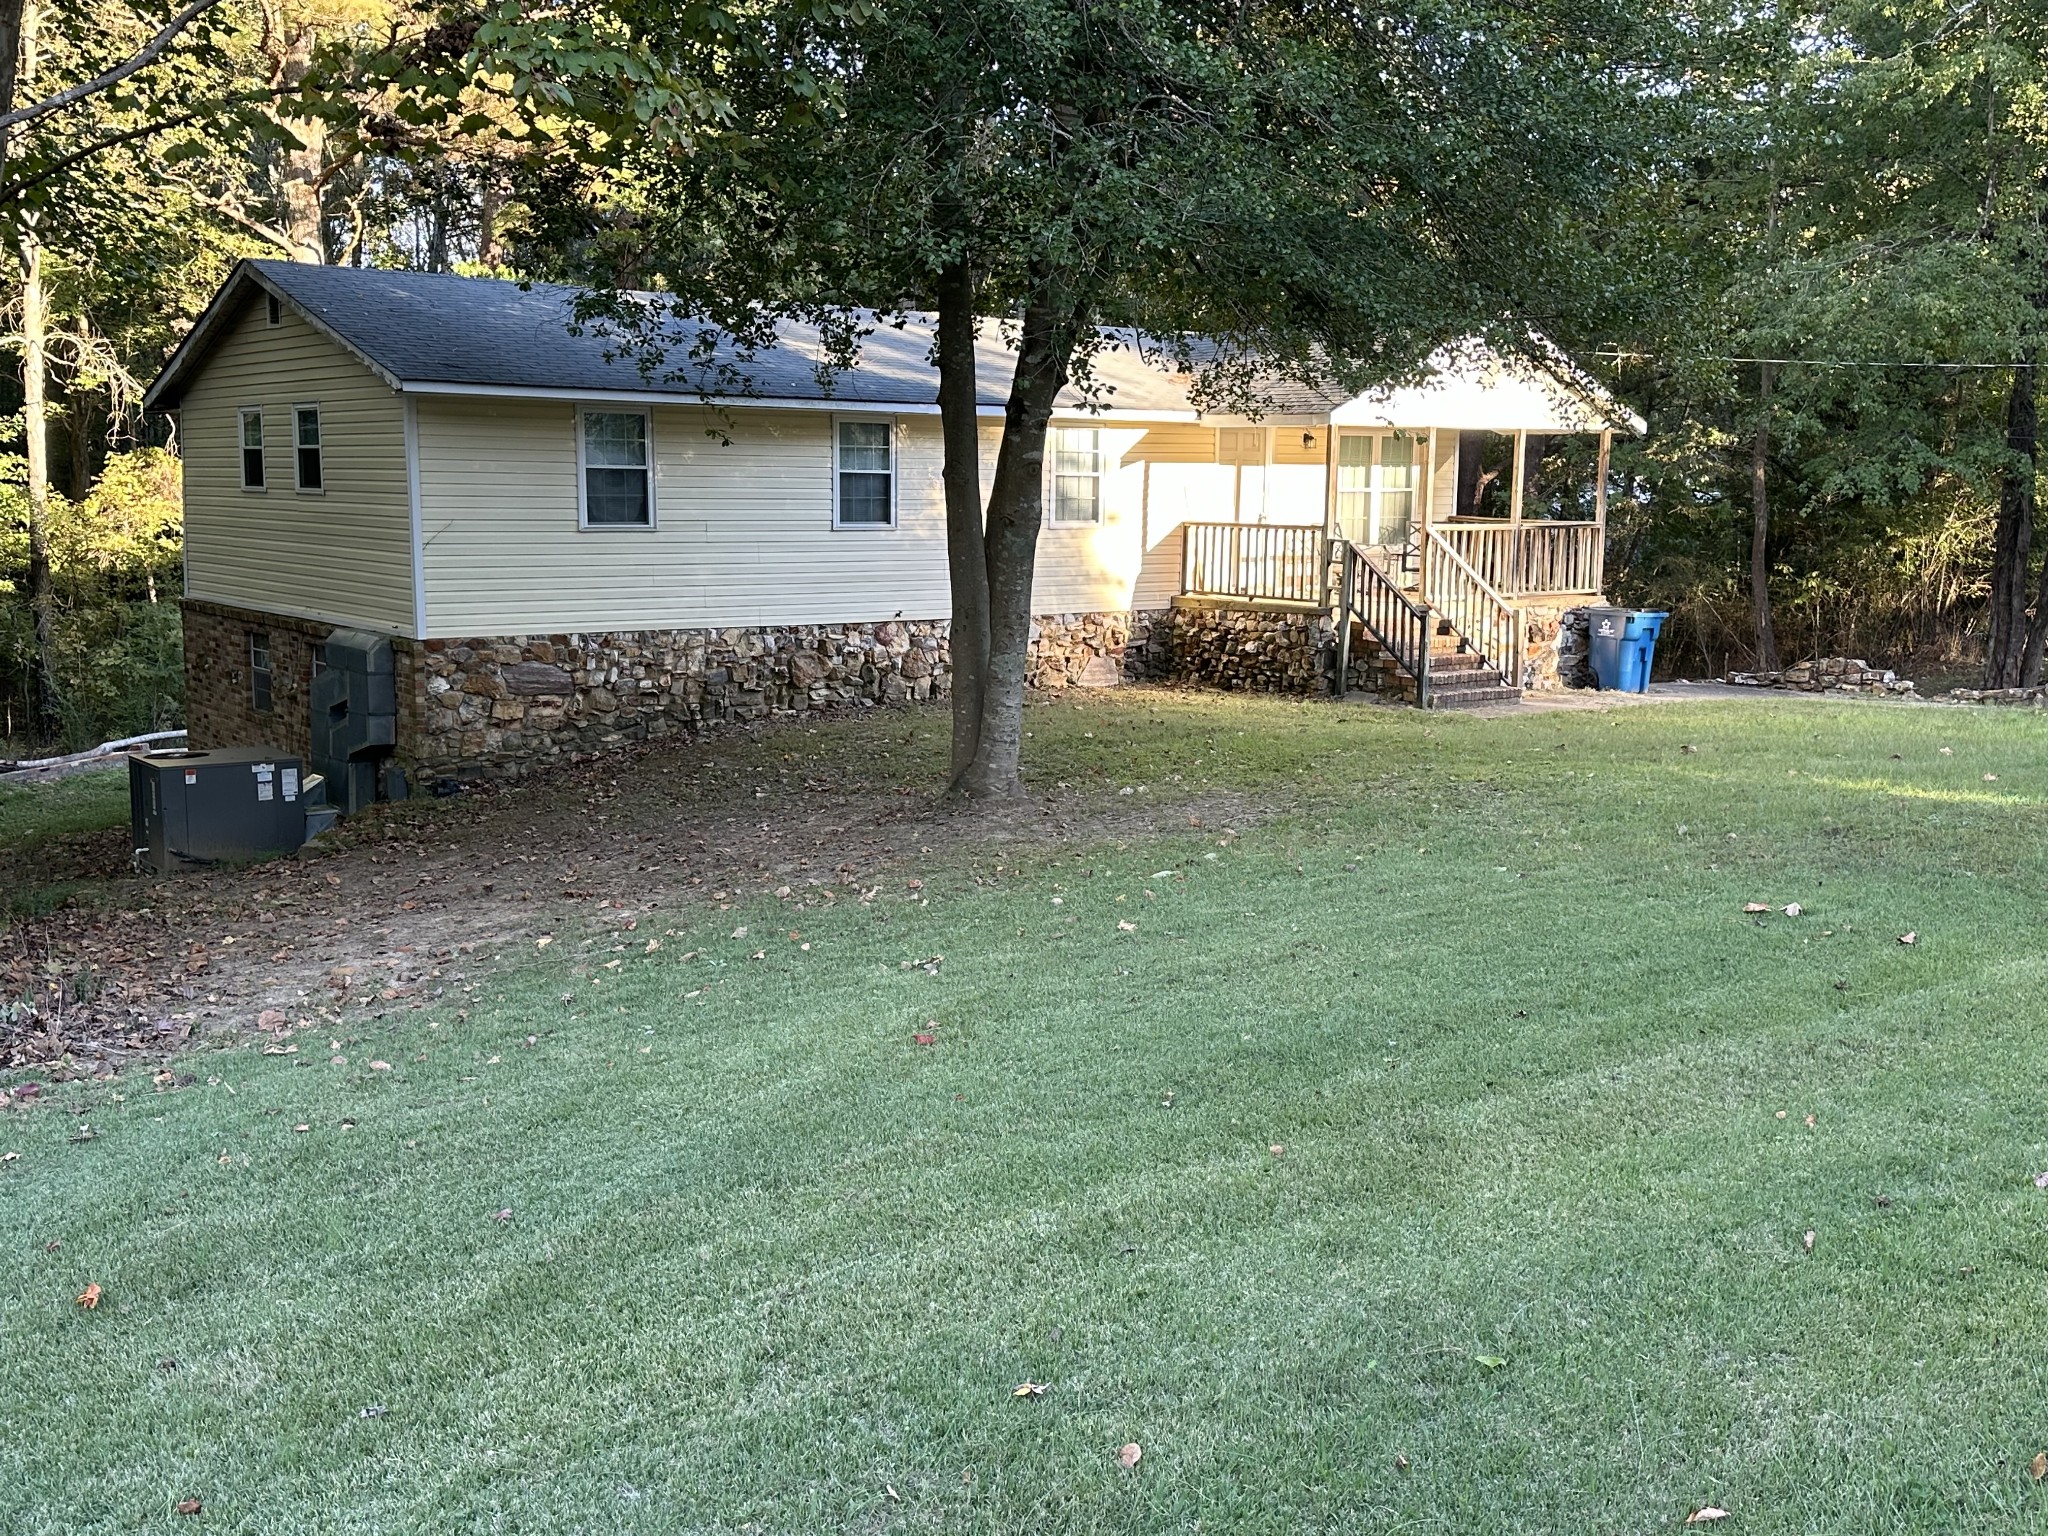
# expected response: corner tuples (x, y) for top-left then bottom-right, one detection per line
(2010, 353), (2047, 684)
(952, 294), (1074, 800)
(0, 0), (24, 188)
(477, 166), (505, 268)
(1989, 352), (2037, 687)
(934, 258), (990, 781)
(20, 221), (60, 740)
(1749, 363), (1779, 673)
(275, 29), (326, 262)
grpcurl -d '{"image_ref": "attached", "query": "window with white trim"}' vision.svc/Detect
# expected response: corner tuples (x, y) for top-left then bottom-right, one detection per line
(239, 408), (265, 490)
(579, 409), (654, 526)
(293, 405), (323, 492)
(1050, 427), (1105, 524)
(833, 418), (895, 527)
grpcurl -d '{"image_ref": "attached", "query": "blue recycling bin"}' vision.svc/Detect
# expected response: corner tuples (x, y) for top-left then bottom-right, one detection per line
(1587, 607), (1668, 692)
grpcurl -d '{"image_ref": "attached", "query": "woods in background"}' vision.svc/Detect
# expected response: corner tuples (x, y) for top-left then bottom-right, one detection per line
(2, 0), (2045, 750)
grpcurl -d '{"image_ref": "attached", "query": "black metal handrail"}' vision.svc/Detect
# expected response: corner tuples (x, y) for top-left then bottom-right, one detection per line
(1181, 521), (1326, 605)
(1337, 541), (1433, 705)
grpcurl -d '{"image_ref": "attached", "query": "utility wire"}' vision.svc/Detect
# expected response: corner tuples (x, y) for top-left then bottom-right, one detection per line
(1596, 351), (2024, 371)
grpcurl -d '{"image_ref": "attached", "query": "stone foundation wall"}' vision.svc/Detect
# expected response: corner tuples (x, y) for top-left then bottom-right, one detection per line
(1518, 601), (1595, 692)
(185, 605), (1153, 780)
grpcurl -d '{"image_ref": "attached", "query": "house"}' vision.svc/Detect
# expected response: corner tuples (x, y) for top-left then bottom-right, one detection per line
(142, 260), (1641, 782)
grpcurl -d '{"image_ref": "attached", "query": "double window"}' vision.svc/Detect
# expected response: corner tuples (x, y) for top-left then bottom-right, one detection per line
(1050, 427), (1105, 525)
(293, 405), (323, 492)
(580, 409), (654, 527)
(834, 418), (895, 527)
(239, 408), (265, 490)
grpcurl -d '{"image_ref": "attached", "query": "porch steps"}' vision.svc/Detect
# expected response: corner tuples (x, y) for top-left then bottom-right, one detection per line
(1348, 624), (1522, 710)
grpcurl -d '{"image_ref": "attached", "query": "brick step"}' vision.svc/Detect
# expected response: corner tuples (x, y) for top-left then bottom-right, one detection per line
(1426, 685), (1523, 710)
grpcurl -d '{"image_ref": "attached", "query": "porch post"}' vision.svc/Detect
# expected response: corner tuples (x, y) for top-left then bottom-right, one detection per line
(1594, 428), (1612, 595)
(1420, 426), (1438, 597)
(1508, 428), (1526, 595)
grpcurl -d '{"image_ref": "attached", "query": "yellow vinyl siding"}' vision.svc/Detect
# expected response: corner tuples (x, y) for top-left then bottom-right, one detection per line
(179, 292), (414, 633)
(416, 399), (963, 635)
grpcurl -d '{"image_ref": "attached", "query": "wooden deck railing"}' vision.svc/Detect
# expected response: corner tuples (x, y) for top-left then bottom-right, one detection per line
(1434, 520), (1602, 596)
(1424, 526), (1521, 686)
(1180, 521), (1327, 605)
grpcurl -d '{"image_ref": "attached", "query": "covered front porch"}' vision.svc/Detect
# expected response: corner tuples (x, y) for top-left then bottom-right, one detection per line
(1167, 352), (1634, 707)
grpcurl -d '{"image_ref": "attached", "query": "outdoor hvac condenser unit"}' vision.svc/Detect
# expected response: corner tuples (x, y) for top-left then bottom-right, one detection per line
(128, 747), (315, 875)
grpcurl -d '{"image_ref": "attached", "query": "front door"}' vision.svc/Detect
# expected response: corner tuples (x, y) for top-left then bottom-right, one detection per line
(1335, 431), (1421, 547)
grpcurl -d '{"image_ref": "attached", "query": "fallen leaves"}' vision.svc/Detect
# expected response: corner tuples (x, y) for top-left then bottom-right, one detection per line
(1782, 903), (1803, 917)
(2031, 1451), (2047, 1482)
(912, 1030), (937, 1047)
(1802, 1229), (1816, 1254)
(75, 1282), (102, 1309)
(175, 1497), (202, 1516)
(1898, 932), (1918, 946)
(1012, 1382), (1047, 1398)
(1742, 902), (1770, 914)
(1117, 1442), (1142, 1470)
(489, 1207), (512, 1222)
(1684, 1507), (1730, 1525)
(1117, 920), (1137, 933)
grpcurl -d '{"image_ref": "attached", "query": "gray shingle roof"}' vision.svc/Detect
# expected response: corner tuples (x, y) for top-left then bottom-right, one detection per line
(147, 261), (1208, 415)
(145, 260), (1637, 432)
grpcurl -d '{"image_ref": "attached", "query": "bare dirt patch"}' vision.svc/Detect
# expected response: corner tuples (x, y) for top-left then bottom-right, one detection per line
(2, 701), (1246, 1074)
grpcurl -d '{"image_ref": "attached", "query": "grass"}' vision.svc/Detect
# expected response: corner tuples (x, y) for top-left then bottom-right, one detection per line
(8, 689), (2048, 1533)
(0, 763), (129, 918)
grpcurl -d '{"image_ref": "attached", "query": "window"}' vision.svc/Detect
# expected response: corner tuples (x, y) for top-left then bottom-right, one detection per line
(833, 418), (894, 527)
(239, 408), (265, 490)
(249, 633), (273, 712)
(265, 292), (282, 326)
(1335, 432), (1419, 546)
(579, 409), (653, 526)
(1050, 427), (1105, 525)
(293, 405), (323, 492)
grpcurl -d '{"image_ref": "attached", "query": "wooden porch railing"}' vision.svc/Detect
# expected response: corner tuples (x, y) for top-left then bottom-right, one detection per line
(1424, 526), (1521, 687)
(1180, 521), (1326, 606)
(1433, 520), (1602, 596)
(1336, 541), (1433, 706)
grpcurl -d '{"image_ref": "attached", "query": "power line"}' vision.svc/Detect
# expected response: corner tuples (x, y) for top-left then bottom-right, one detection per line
(1596, 351), (2024, 371)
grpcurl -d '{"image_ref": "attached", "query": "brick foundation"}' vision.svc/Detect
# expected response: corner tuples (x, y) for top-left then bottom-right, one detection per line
(181, 599), (340, 761)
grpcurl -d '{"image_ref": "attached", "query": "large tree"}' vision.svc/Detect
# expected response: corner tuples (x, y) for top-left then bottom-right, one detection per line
(513, 0), (1652, 796)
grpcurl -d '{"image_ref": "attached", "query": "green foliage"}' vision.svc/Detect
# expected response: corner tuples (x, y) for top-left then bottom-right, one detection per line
(0, 449), (183, 749)
(1599, 0), (2048, 672)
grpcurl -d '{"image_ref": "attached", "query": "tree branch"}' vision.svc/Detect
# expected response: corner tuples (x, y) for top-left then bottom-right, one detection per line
(0, 0), (227, 133)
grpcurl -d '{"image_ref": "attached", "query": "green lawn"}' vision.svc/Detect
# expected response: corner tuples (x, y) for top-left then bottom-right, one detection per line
(8, 690), (2048, 1533)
